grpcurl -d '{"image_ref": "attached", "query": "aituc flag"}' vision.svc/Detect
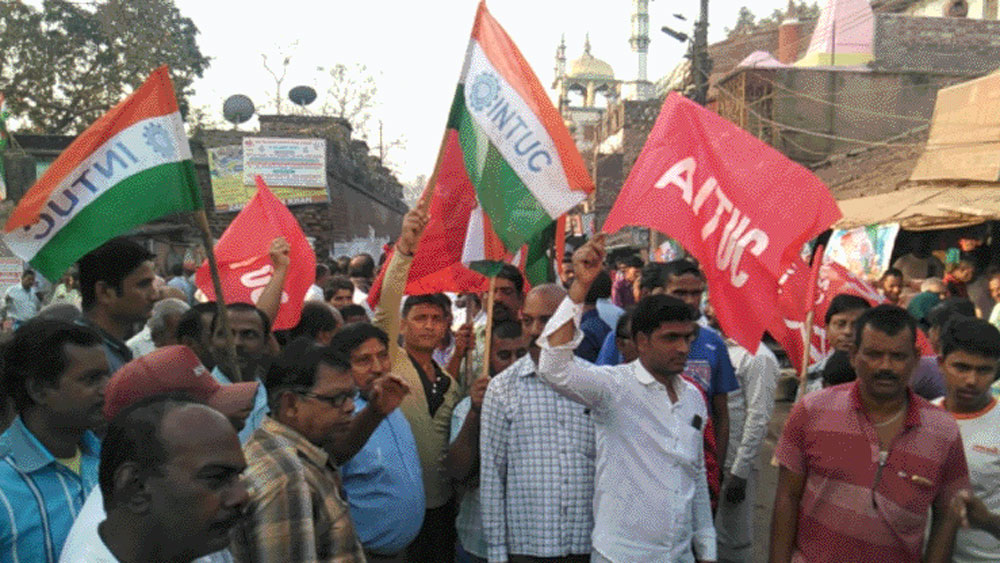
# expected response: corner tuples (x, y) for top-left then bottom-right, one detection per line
(195, 177), (315, 331)
(604, 92), (841, 352)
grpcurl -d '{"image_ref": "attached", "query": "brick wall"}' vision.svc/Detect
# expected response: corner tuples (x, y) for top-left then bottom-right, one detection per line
(873, 14), (1000, 74)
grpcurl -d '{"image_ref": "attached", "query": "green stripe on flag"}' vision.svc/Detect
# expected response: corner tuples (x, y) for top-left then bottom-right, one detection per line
(453, 101), (552, 252)
(468, 260), (507, 278)
(29, 160), (202, 279)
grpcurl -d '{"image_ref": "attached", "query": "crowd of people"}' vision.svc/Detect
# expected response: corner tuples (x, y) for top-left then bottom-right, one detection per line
(1, 202), (999, 563)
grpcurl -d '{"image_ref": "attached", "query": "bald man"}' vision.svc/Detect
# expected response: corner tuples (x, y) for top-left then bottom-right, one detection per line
(480, 284), (596, 563)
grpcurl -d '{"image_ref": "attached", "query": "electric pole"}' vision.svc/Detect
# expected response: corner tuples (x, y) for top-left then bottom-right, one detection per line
(692, 0), (712, 106)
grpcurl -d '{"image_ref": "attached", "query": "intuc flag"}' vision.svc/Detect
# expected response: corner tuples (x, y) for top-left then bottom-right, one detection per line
(196, 177), (315, 331)
(604, 92), (841, 351)
(368, 0), (591, 306)
(3, 67), (201, 280)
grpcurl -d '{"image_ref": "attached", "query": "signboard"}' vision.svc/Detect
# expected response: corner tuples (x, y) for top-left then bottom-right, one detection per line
(207, 141), (330, 213)
(243, 137), (327, 188)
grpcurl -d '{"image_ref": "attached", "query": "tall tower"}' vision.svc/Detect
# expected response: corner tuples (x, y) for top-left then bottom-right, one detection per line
(629, 0), (651, 81)
(554, 34), (567, 87)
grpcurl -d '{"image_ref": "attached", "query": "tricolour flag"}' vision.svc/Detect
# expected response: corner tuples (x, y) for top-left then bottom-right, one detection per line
(368, 0), (591, 306)
(3, 66), (201, 280)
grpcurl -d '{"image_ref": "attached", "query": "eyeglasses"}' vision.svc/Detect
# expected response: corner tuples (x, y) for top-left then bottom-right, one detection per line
(297, 388), (358, 408)
(495, 348), (528, 361)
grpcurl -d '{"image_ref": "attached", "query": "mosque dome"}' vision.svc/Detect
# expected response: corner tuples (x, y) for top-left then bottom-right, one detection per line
(568, 36), (615, 80)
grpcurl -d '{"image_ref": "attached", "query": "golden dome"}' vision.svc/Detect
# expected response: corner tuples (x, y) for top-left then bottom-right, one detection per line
(568, 35), (614, 80)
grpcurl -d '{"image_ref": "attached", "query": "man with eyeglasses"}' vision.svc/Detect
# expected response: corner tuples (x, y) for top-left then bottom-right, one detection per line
(771, 305), (968, 562)
(330, 323), (423, 563)
(447, 320), (527, 562)
(480, 285), (596, 563)
(231, 339), (366, 562)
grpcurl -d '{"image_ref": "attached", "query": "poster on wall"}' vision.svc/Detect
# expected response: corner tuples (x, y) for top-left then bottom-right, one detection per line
(207, 140), (330, 212)
(243, 138), (327, 188)
(824, 223), (900, 280)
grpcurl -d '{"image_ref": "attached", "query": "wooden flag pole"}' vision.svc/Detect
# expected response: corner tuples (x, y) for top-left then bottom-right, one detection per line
(194, 209), (243, 382)
(480, 276), (497, 381)
(797, 245), (825, 397)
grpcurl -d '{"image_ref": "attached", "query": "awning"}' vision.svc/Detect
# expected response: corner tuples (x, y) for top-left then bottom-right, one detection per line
(835, 184), (1000, 231)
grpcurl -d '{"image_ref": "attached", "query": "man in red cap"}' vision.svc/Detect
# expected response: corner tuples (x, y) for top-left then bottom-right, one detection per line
(60, 345), (258, 563)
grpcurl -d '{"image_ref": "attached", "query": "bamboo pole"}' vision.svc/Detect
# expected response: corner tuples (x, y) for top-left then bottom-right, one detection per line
(797, 245), (826, 397)
(194, 209), (243, 382)
(480, 276), (497, 381)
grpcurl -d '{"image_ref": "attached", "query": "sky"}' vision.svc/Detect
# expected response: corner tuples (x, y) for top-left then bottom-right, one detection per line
(173, 0), (794, 184)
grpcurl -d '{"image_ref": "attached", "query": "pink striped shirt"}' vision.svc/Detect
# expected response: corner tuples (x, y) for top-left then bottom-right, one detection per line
(776, 381), (969, 562)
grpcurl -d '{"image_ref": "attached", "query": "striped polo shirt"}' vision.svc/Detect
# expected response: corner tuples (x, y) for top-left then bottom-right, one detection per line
(776, 381), (969, 562)
(0, 417), (101, 563)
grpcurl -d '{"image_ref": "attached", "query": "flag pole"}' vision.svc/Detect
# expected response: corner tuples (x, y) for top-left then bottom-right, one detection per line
(480, 275), (497, 381)
(194, 209), (243, 382)
(797, 245), (825, 396)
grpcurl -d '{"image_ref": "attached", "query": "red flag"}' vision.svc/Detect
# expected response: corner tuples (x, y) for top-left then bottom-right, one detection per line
(196, 177), (315, 331)
(604, 92), (841, 351)
(771, 256), (933, 371)
(366, 132), (491, 310)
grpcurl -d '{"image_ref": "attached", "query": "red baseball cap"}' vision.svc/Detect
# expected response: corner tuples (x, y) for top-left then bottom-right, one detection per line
(104, 345), (259, 421)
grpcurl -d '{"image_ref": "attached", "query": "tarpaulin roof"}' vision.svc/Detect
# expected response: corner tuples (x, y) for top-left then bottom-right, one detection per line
(835, 184), (1000, 231)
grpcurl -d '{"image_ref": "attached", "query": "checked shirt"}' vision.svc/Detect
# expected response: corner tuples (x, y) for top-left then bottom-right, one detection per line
(480, 354), (596, 562)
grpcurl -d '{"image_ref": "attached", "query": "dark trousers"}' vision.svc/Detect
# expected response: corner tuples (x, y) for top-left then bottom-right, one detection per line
(509, 555), (591, 563)
(405, 501), (457, 563)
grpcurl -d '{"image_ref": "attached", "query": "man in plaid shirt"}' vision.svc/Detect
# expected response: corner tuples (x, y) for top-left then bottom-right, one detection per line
(231, 339), (373, 562)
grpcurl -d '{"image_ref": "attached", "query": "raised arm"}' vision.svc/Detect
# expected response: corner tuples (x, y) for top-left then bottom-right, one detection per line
(373, 203), (429, 359)
(255, 237), (290, 324)
(328, 374), (409, 464)
(536, 235), (616, 410)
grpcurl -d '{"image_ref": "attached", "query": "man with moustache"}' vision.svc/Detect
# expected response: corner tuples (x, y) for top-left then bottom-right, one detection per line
(330, 323), (423, 562)
(209, 303), (274, 444)
(231, 339), (366, 562)
(61, 397), (250, 563)
(771, 305), (969, 562)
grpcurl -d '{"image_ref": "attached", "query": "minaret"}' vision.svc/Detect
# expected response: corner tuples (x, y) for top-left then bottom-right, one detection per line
(554, 34), (567, 109)
(554, 34), (566, 85)
(629, 0), (651, 81)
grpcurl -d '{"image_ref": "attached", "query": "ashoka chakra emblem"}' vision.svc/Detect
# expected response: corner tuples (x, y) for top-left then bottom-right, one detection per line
(469, 72), (500, 112)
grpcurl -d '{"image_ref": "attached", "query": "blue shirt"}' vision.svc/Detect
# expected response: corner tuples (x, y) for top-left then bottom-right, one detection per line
(682, 325), (739, 403)
(575, 309), (611, 363)
(211, 367), (269, 444)
(340, 396), (425, 554)
(0, 417), (101, 563)
(596, 331), (623, 366)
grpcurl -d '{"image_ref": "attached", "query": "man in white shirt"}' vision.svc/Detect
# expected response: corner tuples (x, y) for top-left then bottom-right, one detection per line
(5, 269), (41, 329)
(934, 316), (1000, 561)
(716, 338), (778, 562)
(536, 235), (716, 563)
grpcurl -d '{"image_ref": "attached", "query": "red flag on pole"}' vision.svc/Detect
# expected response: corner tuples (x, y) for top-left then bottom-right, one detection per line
(196, 177), (315, 330)
(603, 92), (841, 352)
(770, 256), (933, 372)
